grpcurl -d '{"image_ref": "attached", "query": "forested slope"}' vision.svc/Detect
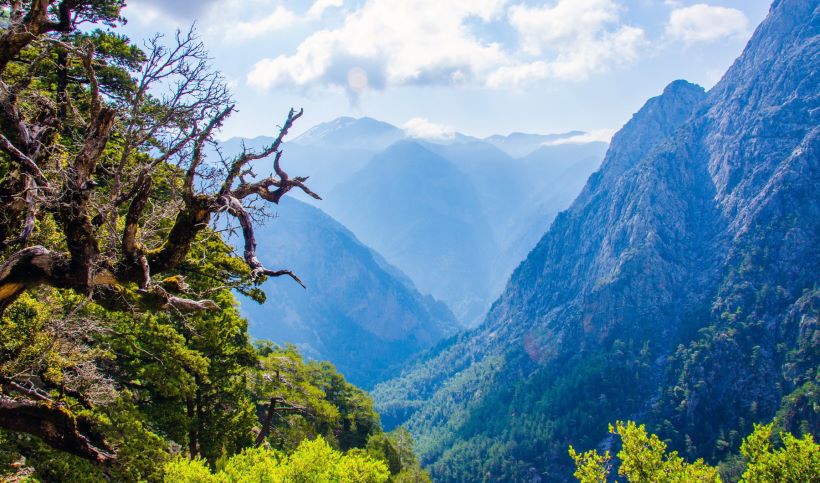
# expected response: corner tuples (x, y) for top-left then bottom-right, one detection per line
(373, 1), (819, 480)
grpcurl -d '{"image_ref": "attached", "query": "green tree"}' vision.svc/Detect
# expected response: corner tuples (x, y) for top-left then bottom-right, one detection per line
(613, 421), (719, 482)
(569, 421), (720, 482)
(0, 0), (317, 466)
(251, 343), (381, 452)
(739, 423), (820, 482)
(366, 428), (432, 482)
(570, 421), (820, 483)
(164, 436), (390, 482)
(568, 446), (610, 483)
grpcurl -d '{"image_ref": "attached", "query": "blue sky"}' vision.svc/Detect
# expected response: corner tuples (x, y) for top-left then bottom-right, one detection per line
(120, 0), (771, 140)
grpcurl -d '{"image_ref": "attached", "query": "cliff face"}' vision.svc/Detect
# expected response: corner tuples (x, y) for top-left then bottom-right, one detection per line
(372, 1), (819, 480)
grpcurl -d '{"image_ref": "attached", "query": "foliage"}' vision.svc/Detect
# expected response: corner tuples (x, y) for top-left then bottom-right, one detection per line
(164, 436), (390, 483)
(611, 421), (720, 482)
(366, 428), (432, 482)
(568, 446), (610, 483)
(251, 342), (381, 452)
(0, 276), (425, 480)
(569, 421), (820, 483)
(739, 423), (820, 482)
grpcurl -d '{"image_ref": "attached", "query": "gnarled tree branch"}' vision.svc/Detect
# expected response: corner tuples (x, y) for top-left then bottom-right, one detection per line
(0, 396), (114, 464)
(222, 195), (305, 288)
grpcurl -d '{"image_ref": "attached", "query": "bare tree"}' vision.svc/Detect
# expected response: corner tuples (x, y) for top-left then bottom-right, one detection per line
(0, 0), (318, 462)
(0, 4), (317, 313)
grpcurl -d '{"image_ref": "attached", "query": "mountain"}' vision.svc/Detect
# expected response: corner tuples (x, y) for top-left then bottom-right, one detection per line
(239, 197), (459, 389)
(304, 133), (605, 327)
(221, 117), (607, 327)
(222, 119), (605, 364)
(421, 140), (608, 296)
(372, 1), (819, 480)
(484, 131), (585, 157)
(217, 117), (403, 196)
(323, 141), (498, 326)
(414, 132), (483, 145)
(292, 116), (405, 151)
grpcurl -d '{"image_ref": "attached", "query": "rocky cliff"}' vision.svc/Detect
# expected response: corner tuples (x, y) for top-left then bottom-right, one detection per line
(372, 1), (819, 480)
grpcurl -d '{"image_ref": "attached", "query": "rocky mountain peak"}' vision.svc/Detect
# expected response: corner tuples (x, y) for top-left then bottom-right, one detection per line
(372, 2), (819, 479)
(573, 79), (706, 210)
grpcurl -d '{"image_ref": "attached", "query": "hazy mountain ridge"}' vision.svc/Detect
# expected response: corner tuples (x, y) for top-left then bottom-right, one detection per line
(372, 1), (819, 480)
(226, 117), (607, 328)
(318, 129), (606, 326)
(292, 116), (405, 151)
(324, 140), (497, 325)
(483, 131), (586, 157)
(239, 197), (459, 389)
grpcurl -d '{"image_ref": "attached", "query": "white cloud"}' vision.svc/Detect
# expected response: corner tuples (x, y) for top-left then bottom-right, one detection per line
(308, 0), (344, 19)
(246, 0), (647, 92)
(487, 61), (549, 88)
(403, 118), (455, 140)
(544, 128), (616, 145)
(127, 0), (220, 21)
(233, 5), (296, 40)
(666, 4), (748, 44)
(509, 0), (619, 56)
(247, 0), (507, 93)
(495, 0), (646, 86)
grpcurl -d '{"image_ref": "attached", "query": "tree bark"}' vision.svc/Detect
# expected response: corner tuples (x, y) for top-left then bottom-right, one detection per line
(0, 397), (113, 464)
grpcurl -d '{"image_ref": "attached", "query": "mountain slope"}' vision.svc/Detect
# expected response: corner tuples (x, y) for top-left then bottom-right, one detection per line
(423, 140), (608, 298)
(240, 198), (458, 389)
(224, 121), (606, 328)
(319, 136), (606, 327)
(373, 1), (819, 480)
(324, 141), (499, 325)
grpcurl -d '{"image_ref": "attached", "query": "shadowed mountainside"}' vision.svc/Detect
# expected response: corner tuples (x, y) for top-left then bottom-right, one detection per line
(372, 1), (819, 480)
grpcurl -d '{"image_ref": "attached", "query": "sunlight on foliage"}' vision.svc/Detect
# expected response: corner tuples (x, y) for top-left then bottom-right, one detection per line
(739, 423), (819, 482)
(164, 436), (389, 482)
(570, 420), (820, 482)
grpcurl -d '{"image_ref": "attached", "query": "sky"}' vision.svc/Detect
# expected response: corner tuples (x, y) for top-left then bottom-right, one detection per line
(118, 0), (772, 141)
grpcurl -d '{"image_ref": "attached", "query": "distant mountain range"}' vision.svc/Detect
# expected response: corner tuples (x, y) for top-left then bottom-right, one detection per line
(372, 1), (819, 480)
(421, 139), (608, 299)
(223, 115), (607, 332)
(324, 140), (498, 325)
(238, 197), (458, 389)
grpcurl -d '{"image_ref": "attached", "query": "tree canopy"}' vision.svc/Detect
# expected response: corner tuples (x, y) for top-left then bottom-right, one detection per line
(0, 0), (321, 462)
(569, 421), (820, 483)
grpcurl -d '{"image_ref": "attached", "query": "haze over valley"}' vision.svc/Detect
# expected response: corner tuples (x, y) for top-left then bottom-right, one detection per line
(0, 0), (815, 481)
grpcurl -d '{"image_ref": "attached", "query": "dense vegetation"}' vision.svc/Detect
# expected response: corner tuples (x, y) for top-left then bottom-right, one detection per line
(0, 1), (816, 482)
(569, 420), (819, 482)
(0, 1), (429, 480)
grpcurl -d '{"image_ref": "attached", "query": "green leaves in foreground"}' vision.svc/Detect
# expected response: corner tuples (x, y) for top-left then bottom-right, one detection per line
(164, 436), (389, 482)
(740, 422), (820, 482)
(569, 421), (819, 482)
